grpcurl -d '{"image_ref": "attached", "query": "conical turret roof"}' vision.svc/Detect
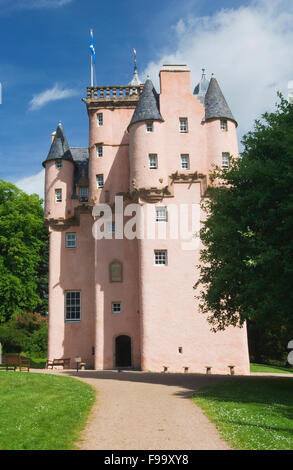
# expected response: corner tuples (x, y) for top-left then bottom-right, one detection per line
(42, 122), (74, 167)
(193, 69), (210, 104)
(204, 77), (237, 125)
(129, 79), (163, 128)
(128, 65), (142, 86)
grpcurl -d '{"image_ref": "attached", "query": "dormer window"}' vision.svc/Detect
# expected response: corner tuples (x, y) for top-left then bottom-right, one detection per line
(220, 120), (228, 131)
(179, 118), (188, 133)
(97, 113), (103, 127)
(146, 122), (153, 132)
(56, 160), (62, 169)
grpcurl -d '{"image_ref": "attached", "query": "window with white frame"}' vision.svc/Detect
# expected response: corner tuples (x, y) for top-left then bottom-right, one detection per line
(220, 119), (228, 131)
(156, 207), (167, 222)
(179, 118), (188, 133)
(146, 122), (153, 132)
(149, 154), (158, 169)
(106, 222), (115, 233)
(79, 187), (88, 197)
(222, 152), (230, 169)
(181, 154), (190, 170)
(97, 145), (103, 157)
(96, 174), (104, 188)
(55, 189), (62, 202)
(112, 302), (121, 314)
(66, 233), (76, 248)
(154, 250), (167, 265)
(56, 160), (62, 169)
(97, 113), (103, 126)
(65, 291), (81, 321)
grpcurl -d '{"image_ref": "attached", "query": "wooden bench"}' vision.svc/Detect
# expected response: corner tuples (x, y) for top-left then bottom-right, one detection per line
(47, 358), (71, 369)
(0, 354), (30, 372)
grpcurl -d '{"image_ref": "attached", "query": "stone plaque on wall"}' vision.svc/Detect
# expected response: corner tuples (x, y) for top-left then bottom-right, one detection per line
(109, 260), (123, 282)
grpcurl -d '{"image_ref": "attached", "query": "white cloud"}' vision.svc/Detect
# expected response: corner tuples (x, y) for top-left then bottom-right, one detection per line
(15, 170), (45, 200)
(143, 0), (293, 146)
(29, 84), (79, 111)
(0, 0), (73, 13)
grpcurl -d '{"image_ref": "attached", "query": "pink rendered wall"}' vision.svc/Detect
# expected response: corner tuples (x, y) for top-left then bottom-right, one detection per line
(136, 68), (249, 375)
(138, 183), (250, 375)
(129, 120), (167, 189)
(47, 214), (95, 368)
(89, 107), (133, 204)
(205, 119), (238, 178)
(44, 160), (75, 220)
(88, 105), (141, 370)
(159, 71), (207, 177)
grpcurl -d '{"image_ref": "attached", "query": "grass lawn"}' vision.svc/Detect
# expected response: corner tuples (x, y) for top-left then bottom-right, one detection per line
(0, 372), (95, 450)
(193, 378), (293, 450)
(250, 363), (293, 374)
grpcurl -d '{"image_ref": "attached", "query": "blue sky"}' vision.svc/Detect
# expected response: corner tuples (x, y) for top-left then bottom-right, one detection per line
(0, 0), (292, 196)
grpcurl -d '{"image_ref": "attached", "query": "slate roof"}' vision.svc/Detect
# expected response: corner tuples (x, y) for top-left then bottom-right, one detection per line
(42, 123), (74, 167)
(71, 147), (89, 187)
(204, 77), (237, 125)
(193, 70), (210, 104)
(128, 66), (142, 86)
(129, 79), (163, 128)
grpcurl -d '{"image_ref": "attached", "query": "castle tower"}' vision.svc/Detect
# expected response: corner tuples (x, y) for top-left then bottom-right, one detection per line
(44, 62), (250, 374)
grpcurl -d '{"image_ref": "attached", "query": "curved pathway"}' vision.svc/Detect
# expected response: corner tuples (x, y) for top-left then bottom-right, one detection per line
(62, 370), (231, 450)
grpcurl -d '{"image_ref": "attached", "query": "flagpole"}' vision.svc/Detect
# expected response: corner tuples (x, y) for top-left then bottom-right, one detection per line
(90, 29), (94, 87)
(91, 53), (93, 87)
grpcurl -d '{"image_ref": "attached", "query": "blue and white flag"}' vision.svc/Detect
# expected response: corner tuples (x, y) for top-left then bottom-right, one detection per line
(90, 29), (96, 63)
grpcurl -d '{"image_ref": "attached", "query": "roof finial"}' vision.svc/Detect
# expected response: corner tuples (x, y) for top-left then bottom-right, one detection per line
(202, 68), (206, 78)
(128, 48), (142, 86)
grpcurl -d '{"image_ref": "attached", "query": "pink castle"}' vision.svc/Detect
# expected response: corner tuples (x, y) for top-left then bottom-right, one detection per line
(43, 64), (250, 374)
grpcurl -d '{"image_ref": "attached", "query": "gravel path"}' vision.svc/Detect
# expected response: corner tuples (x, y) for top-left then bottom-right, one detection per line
(65, 370), (231, 450)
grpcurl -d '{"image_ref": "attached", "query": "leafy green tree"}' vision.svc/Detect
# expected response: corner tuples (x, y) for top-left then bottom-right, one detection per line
(0, 180), (48, 322)
(195, 96), (293, 351)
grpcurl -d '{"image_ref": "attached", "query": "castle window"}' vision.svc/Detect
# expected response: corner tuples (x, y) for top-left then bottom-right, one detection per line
(97, 113), (103, 126)
(146, 122), (153, 132)
(222, 152), (230, 169)
(181, 154), (190, 170)
(112, 302), (121, 314)
(79, 187), (88, 197)
(65, 291), (81, 322)
(55, 189), (62, 202)
(156, 207), (167, 222)
(109, 260), (123, 282)
(154, 250), (167, 265)
(66, 233), (76, 248)
(178, 347), (183, 354)
(220, 119), (228, 131)
(149, 154), (158, 169)
(97, 145), (103, 157)
(56, 160), (62, 169)
(179, 118), (188, 133)
(96, 174), (104, 188)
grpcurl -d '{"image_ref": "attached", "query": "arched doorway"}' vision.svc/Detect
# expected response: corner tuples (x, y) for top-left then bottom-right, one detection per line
(115, 335), (132, 368)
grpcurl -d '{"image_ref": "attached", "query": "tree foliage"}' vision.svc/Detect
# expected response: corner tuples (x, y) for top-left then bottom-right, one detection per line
(195, 95), (293, 343)
(0, 180), (48, 322)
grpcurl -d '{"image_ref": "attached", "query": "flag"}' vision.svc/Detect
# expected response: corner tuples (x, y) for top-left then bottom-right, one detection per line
(90, 29), (96, 64)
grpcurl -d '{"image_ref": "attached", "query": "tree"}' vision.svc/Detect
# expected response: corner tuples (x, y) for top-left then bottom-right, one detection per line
(0, 180), (48, 322)
(195, 96), (293, 353)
